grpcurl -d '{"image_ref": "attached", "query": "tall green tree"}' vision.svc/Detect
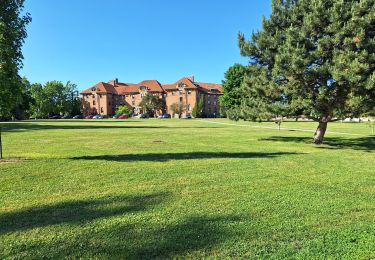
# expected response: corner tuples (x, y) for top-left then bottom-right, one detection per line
(139, 93), (164, 116)
(238, 0), (375, 144)
(170, 102), (185, 118)
(0, 0), (31, 116)
(11, 77), (34, 119)
(192, 94), (205, 118)
(219, 64), (248, 114)
(29, 83), (47, 119)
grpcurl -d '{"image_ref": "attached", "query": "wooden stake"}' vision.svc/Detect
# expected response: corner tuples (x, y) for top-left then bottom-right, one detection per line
(0, 128), (2, 160)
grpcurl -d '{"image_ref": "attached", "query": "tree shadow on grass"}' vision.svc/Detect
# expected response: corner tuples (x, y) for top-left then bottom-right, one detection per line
(116, 215), (243, 259)
(5, 214), (243, 259)
(71, 151), (303, 162)
(0, 192), (169, 234)
(0, 123), (221, 132)
(260, 136), (375, 152)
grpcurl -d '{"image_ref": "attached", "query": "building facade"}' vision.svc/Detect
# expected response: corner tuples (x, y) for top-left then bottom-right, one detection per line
(80, 77), (222, 117)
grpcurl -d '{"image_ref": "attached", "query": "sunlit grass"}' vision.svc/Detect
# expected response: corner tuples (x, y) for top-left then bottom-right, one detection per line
(1, 119), (374, 258)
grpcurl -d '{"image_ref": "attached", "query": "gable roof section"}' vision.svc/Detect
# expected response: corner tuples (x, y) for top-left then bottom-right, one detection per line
(196, 82), (222, 94)
(162, 77), (198, 91)
(80, 82), (117, 95)
(137, 80), (164, 93)
(115, 82), (139, 94)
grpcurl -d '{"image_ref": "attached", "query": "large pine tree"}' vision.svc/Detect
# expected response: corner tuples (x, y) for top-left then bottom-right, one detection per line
(0, 0), (31, 117)
(239, 0), (375, 143)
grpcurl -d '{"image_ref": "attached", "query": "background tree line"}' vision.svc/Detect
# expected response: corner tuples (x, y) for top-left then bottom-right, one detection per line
(4, 76), (82, 121)
(7, 78), (81, 120)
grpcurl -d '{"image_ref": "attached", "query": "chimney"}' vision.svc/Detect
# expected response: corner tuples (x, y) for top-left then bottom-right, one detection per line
(187, 76), (194, 82)
(115, 78), (118, 84)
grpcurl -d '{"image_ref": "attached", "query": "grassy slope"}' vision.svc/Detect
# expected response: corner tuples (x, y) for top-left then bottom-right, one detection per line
(0, 119), (374, 259)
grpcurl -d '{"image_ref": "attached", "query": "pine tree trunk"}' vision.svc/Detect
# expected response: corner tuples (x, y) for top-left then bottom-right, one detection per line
(313, 121), (328, 144)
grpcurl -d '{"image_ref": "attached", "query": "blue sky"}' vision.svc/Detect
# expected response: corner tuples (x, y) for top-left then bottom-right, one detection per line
(21, 0), (271, 91)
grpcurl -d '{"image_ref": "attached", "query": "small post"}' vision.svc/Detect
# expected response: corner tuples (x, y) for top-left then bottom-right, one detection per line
(368, 119), (375, 135)
(275, 118), (282, 131)
(0, 127), (2, 160)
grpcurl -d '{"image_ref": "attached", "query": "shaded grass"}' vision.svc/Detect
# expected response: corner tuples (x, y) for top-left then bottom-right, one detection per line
(1, 119), (375, 258)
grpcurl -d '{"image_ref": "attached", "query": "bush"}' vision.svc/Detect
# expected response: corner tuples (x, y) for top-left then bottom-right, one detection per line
(116, 105), (133, 117)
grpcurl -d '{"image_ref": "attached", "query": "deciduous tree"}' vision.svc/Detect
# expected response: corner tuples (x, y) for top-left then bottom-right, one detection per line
(0, 0), (31, 116)
(219, 64), (248, 115)
(139, 93), (164, 117)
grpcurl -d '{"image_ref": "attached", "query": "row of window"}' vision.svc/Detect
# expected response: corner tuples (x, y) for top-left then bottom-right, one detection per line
(90, 91), (221, 101)
(169, 90), (192, 96)
(207, 101), (217, 105)
(93, 100), (217, 108)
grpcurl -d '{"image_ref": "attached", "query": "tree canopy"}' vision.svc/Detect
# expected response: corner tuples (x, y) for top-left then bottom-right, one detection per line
(237, 0), (375, 143)
(0, 0), (31, 116)
(29, 80), (80, 119)
(170, 102), (185, 118)
(219, 64), (248, 114)
(192, 94), (206, 118)
(116, 105), (133, 117)
(139, 94), (164, 117)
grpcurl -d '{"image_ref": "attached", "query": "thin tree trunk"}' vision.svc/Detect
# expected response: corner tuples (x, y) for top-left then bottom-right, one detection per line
(313, 121), (328, 144)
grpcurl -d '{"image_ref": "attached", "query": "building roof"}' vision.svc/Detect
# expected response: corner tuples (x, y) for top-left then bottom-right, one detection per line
(162, 77), (198, 91)
(137, 80), (164, 93)
(80, 82), (117, 94)
(80, 78), (222, 95)
(115, 83), (139, 94)
(196, 82), (222, 94)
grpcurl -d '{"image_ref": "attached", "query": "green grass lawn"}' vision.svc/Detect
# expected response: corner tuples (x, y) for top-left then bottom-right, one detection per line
(1, 119), (374, 259)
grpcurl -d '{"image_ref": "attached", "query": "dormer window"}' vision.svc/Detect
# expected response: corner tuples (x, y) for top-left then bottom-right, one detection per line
(91, 87), (96, 91)
(177, 83), (186, 89)
(139, 86), (148, 91)
(210, 88), (217, 93)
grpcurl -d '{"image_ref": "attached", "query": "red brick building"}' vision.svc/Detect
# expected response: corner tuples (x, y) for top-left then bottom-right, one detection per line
(80, 77), (222, 117)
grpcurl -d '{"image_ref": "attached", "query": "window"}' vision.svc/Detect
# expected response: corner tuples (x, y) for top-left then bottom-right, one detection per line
(187, 104), (191, 111)
(99, 94), (102, 99)
(92, 94), (95, 99)
(93, 100), (96, 105)
(179, 90), (183, 95)
(132, 101), (135, 106)
(141, 94), (145, 98)
(188, 90), (192, 94)
(132, 95), (135, 99)
(208, 100), (211, 105)
(101, 107), (104, 113)
(91, 87), (96, 91)
(164, 93), (168, 97)
(214, 101), (217, 105)
(125, 94), (129, 97)
(179, 97), (183, 102)
(207, 95), (210, 98)
(172, 91), (176, 96)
